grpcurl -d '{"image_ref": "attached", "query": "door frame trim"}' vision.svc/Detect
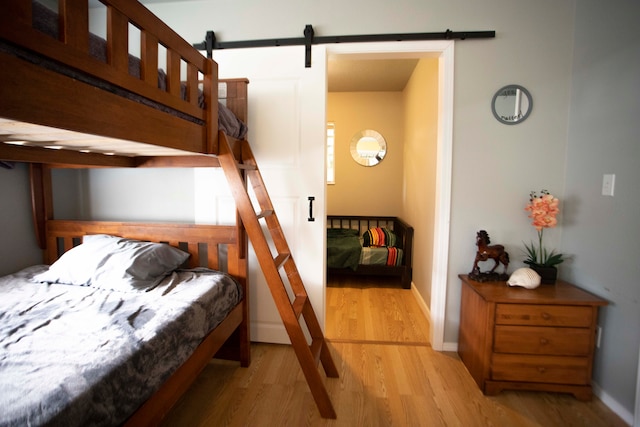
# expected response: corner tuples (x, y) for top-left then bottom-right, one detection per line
(326, 40), (454, 351)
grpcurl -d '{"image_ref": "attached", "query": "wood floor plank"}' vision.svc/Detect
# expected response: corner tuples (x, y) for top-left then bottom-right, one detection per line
(325, 275), (430, 344)
(161, 276), (627, 427)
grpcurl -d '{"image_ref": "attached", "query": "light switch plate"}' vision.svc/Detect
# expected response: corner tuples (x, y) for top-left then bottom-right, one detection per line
(602, 174), (615, 196)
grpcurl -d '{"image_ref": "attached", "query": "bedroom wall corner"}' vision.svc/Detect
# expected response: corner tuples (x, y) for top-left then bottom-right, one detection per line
(401, 58), (439, 307)
(0, 163), (42, 275)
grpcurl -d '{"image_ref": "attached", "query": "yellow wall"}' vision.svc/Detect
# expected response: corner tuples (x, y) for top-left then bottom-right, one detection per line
(401, 58), (439, 304)
(326, 92), (404, 216)
(326, 59), (438, 296)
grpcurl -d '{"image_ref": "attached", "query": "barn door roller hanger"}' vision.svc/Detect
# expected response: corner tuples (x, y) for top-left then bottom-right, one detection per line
(193, 26), (495, 67)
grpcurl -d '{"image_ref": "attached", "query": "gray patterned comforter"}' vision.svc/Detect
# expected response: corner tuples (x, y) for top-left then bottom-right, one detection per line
(0, 265), (242, 427)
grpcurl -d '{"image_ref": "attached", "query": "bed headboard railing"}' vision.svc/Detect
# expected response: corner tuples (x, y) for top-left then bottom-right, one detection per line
(44, 220), (246, 279)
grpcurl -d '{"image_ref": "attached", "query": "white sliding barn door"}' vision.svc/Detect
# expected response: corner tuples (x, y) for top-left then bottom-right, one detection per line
(196, 45), (327, 343)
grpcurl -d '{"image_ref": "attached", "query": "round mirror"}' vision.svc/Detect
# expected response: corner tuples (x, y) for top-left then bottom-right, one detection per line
(491, 85), (533, 125)
(350, 129), (387, 167)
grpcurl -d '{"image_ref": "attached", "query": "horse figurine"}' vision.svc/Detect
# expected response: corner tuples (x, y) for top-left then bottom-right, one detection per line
(471, 230), (510, 276)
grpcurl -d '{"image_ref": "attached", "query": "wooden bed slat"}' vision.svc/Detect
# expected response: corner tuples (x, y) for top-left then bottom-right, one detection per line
(187, 63), (199, 106)
(208, 243), (220, 270)
(204, 60), (219, 154)
(187, 242), (198, 268)
(107, 5), (129, 72)
(167, 49), (182, 97)
(60, 0), (89, 52)
(140, 30), (159, 85)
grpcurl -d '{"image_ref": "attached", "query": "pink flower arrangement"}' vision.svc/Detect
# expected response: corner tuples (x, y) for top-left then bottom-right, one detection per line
(523, 190), (564, 267)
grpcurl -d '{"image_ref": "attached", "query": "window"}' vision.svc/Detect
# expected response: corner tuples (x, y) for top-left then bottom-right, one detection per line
(326, 123), (335, 184)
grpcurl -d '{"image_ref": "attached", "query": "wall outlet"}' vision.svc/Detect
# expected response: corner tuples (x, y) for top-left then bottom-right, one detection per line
(596, 326), (603, 348)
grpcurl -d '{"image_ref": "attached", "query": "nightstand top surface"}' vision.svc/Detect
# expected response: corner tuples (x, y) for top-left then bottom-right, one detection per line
(458, 274), (608, 306)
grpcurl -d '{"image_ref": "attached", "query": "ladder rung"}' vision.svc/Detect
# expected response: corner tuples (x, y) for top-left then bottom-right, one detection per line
(292, 294), (308, 319)
(256, 209), (274, 220)
(237, 163), (257, 170)
(273, 252), (290, 269)
(309, 338), (323, 366)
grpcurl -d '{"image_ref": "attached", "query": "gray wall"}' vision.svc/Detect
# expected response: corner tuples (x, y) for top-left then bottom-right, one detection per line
(0, 164), (42, 275)
(563, 0), (640, 415)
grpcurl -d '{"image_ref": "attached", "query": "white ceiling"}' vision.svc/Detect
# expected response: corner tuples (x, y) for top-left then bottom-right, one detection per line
(328, 58), (419, 92)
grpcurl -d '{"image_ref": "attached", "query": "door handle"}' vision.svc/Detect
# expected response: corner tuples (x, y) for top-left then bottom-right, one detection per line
(308, 196), (315, 222)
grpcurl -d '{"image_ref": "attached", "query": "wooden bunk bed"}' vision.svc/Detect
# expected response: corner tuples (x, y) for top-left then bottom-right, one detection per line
(0, 0), (338, 422)
(327, 215), (414, 289)
(0, 1), (251, 425)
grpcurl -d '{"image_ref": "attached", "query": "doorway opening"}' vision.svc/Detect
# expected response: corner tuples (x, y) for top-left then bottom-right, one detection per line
(324, 41), (454, 350)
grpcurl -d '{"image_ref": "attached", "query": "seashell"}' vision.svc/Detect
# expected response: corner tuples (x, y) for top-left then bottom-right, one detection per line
(507, 268), (541, 289)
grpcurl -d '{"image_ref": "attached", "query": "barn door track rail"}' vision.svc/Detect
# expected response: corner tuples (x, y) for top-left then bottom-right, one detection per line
(193, 26), (495, 67)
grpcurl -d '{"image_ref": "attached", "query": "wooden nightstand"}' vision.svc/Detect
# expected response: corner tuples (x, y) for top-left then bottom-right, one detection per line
(458, 274), (607, 400)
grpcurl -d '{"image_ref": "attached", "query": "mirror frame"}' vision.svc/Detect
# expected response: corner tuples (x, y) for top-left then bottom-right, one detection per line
(491, 84), (533, 125)
(349, 129), (387, 167)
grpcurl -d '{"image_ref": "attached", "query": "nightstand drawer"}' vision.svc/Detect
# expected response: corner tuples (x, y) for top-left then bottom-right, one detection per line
(495, 304), (593, 327)
(492, 354), (589, 385)
(494, 325), (592, 356)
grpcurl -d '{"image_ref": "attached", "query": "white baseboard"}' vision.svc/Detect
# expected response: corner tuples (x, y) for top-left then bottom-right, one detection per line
(593, 382), (634, 426)
(442, 342), (459, 352)
(410, 281), (431, 321)
(410, 282), (459, 352)
(251, 322), (290, 345)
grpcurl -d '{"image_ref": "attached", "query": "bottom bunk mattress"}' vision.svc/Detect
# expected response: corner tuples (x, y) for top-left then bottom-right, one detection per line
(327, 228), (403, 270)
(0, 265), (242, 427)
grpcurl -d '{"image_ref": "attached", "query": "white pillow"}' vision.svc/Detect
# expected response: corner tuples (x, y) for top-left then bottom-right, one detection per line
(33, 234), (190, 291)
(33, 234), (121, 287)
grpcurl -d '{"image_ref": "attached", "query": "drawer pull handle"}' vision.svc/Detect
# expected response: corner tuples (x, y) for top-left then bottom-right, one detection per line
(538, 367), (547, 374)
(539, 338), (548, 345)
(541, 312), (551, 320)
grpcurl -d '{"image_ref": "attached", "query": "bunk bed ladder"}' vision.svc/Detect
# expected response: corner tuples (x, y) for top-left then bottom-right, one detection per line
(217, 132), (338, 419)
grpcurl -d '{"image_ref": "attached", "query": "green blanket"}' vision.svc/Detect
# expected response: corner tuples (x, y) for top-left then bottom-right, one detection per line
(327, 228), (362, 270)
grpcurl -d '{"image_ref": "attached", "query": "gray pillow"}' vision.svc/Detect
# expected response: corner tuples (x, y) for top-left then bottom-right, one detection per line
(33, 234), (189, 292)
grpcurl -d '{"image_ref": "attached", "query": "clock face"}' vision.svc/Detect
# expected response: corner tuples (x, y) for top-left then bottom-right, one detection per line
(492, 85), (533, 125)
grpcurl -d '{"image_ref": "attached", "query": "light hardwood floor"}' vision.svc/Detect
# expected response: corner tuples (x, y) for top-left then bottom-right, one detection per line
(162, 275), (627, 426)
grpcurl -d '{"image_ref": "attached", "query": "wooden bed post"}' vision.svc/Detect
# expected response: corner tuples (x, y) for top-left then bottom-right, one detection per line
(204, 59), (219, 154)
(29, 163), (53, 252)
(225, 240), (251, 367)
